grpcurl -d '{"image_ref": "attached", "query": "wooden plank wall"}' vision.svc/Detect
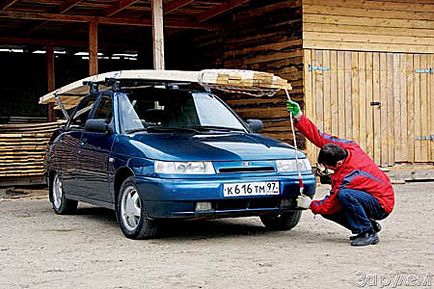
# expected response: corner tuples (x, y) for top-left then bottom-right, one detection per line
(303, 0), (434, 165)
(194, 0), (304, 144)
(304, 49), (433, 166)
(303, 0), (434, 54)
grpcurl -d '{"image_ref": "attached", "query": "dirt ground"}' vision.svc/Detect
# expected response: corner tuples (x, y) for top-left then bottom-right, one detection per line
(0, 182), (433, 289)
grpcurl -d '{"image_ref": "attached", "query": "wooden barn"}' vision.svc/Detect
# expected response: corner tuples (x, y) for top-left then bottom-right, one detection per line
(0, 0), (433, 184)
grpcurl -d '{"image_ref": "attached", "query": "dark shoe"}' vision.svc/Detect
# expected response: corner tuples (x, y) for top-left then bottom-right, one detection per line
(349, 233), (363, 241)
(349, 221), (382, 240)
(351, 232), (379, 246)
(371, 220), (382, 233)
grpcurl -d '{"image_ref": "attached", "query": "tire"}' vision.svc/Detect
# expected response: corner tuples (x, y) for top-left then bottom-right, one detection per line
(116, 176), (158, 239)
(260, 210), (302, 231)
(49, 173), (78, 214)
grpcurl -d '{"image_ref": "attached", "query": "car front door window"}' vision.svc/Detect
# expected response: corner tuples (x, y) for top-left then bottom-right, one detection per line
(92, 96), (113, 124)
(70, 97), (96, 129)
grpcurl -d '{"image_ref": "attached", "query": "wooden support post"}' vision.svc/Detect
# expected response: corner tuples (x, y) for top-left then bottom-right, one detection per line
(151, 0), (165, 70)
(46, 46), (55, 122)
(88, 21), (98, 75)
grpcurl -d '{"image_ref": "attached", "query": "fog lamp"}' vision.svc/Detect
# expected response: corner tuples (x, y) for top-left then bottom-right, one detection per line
(196, 202), (213, 212)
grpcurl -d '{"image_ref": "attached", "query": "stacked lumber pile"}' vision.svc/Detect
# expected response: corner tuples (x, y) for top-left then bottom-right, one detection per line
(0, 121), (64, 178)
(8, 116), (47, 124)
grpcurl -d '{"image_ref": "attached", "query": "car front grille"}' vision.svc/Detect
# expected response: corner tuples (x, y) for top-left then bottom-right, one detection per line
(218, 166), (275, 174)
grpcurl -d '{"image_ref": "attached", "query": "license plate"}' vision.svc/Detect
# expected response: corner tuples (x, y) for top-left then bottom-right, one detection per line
(223, 182), (279, 197)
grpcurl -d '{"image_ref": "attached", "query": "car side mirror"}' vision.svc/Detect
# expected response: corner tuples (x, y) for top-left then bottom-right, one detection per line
(85, 119), (111, 134)
(246, 119), (263, 133)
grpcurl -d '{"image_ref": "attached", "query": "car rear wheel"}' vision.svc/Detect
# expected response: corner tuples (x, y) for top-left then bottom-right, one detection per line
(49, 173), (78, 214)
(116, 177), (158, 239)
(260, 211), (302, 231)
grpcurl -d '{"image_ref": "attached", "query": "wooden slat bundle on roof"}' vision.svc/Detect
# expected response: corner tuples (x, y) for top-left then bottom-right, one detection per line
(39, 69), (292, 109)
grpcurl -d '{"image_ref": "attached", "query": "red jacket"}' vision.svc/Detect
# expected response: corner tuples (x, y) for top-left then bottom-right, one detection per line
(295, 115), (395, 215)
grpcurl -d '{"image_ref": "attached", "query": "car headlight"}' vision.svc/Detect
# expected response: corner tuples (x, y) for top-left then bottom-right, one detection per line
(276, 159), (312, 172)
(154, 161), (215, 174)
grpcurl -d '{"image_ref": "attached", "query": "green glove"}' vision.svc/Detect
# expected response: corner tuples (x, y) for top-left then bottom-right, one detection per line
(286, 99), (301, 117)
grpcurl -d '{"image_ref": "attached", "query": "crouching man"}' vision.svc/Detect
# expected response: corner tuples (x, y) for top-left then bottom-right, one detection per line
(287, 100), (395, 246)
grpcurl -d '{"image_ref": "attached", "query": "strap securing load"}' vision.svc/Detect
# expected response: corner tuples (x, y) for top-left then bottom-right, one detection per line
(285, 88), (304, 195)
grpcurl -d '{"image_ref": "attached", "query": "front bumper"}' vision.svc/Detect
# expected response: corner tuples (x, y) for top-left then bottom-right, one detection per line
(135, 174), (316, 219)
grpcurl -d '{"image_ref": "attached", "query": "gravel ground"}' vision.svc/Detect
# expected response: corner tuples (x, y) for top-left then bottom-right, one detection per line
(0, 182), (433, 289)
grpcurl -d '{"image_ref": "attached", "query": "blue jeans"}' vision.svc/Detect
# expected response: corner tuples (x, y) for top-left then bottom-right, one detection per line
(322, 189), (389, 234)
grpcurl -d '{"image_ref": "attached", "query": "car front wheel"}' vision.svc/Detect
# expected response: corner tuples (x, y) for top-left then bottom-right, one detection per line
(260, 211), (302, 231)
(49, 173), (78, 214)
(116, 177), (158, 239)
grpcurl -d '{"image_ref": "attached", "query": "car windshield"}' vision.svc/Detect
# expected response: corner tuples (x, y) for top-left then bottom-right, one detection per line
(118, 88), (247, 133)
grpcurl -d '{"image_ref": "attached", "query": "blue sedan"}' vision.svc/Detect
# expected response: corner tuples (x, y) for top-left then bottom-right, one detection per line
(47, 83), (316, 239)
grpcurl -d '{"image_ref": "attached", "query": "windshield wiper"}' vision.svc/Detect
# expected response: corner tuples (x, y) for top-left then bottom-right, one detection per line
(127, 126), (242, 134)
(126, 128), (148, 134)
(147, 127), (200, 133)
(190, 125), (245, 132)
(126, 126), (201, 134)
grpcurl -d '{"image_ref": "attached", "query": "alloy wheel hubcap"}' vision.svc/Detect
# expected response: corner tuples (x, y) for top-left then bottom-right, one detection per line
(53, 174), (63, 209)
(120, 186), (141, 231)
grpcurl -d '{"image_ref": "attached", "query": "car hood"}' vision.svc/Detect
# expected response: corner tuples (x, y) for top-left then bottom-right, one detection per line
(114, 132), (304, 161)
